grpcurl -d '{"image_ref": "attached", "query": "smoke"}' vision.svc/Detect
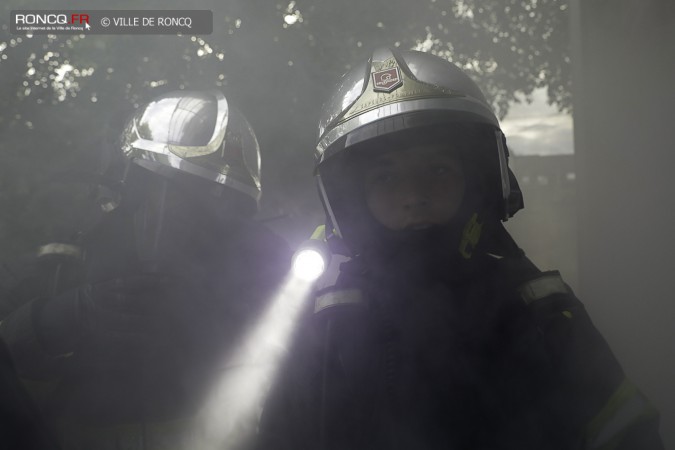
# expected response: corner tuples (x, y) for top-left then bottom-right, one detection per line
(195, 275), (312, 450)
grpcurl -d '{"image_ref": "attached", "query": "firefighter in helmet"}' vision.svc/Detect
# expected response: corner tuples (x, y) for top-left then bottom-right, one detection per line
(257, 48), (664, 450)
(0, 90), (290, 449)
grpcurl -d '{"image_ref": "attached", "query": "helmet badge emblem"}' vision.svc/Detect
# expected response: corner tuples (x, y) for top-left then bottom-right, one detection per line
(372, 67), (403, 93)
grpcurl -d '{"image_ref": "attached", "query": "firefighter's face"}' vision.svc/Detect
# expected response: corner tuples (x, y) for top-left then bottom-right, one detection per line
(363, 144), (465, 231)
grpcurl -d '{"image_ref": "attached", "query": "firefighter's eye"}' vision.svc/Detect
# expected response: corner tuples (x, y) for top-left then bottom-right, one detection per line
(429, 162), (461, 178)
(367, 170), (396, 185)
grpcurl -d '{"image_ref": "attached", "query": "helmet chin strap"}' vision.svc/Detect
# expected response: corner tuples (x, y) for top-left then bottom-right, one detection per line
(458, 212), (485, 260)
(357, 186), (492, 280)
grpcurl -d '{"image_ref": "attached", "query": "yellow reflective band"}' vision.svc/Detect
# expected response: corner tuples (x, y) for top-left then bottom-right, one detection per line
(315, 289), (363, 314)
(36, 243), (83, 260)
(518, 273), (570, 305)
(586, 378), (658, 450)
(562, 310), (573, 319)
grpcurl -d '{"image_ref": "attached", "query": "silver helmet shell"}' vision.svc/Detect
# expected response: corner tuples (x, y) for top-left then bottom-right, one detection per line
(121, 90), (262, 206)
(315, 48), (522, 245)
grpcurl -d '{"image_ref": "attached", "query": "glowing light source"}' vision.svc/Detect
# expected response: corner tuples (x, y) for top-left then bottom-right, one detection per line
(291, 228), (332, 282)
(292, 247), (326, 281)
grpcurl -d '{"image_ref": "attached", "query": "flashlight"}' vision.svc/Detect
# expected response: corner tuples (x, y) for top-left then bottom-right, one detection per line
(292, 225), (332, 282)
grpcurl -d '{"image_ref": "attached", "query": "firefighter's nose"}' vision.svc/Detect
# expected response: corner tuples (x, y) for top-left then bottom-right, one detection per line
(401, 179), (430, 209)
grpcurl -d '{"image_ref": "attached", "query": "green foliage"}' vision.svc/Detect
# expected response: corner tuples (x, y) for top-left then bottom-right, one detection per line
(0, 0), (571, 260)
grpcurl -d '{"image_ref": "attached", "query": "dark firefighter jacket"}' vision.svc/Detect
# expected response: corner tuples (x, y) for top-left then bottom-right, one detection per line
(0, 336), (61, 449)
(0, 198), (291, 449)
(257, 252), (664, 450)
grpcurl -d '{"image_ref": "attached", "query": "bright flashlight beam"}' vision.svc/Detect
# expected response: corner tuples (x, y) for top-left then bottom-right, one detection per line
(292, 248), (326, 282)
(196, 274), (313, 450)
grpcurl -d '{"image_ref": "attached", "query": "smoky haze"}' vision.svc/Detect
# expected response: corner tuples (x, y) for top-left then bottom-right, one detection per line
(0, 0), (673, 448)
(570, 1), (675, 448)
